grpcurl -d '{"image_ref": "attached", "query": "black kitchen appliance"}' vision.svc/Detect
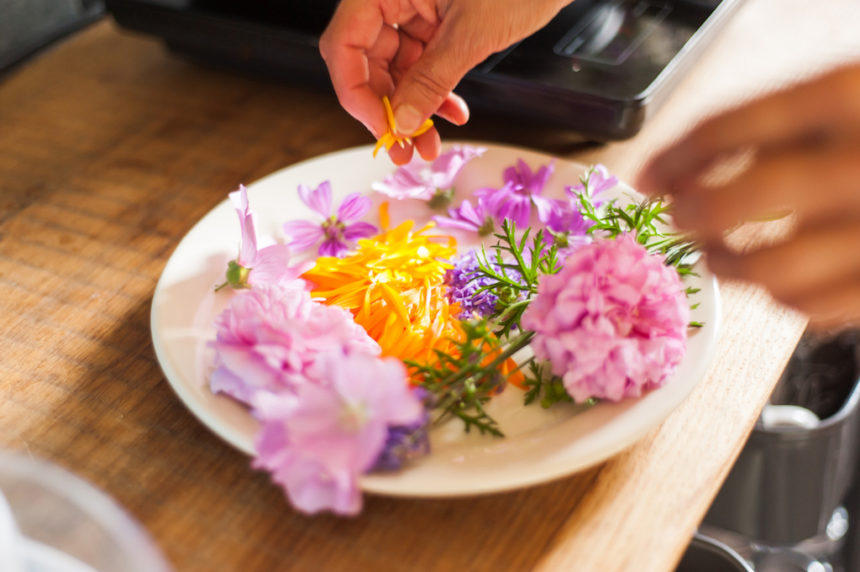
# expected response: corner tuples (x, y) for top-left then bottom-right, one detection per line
(105, 0), (742, 140)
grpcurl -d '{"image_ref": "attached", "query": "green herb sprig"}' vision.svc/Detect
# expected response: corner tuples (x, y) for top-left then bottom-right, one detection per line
(406, 319), (534, 437)
(472, 219), (563, 336)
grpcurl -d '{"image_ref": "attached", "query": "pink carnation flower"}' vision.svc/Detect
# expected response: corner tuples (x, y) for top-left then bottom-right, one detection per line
(521, 234), (689, 402)
(252, 351), (424, 515)
(210, 284), (380, 404)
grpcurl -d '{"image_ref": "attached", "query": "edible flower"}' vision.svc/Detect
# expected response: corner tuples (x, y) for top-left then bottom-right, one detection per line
(445, 250), (523, 320)
(253, 351), (424, 515)
(302, 207), (460, 364)
(432, 195), (505, 237)
(218, 185), (306, 290)
(209, 283), (380, 405)
(521, 234), (689, 402)
(371, 144), (485, 206)
(373, 96), (434, 158)
(282, 181), (377, 257)
(474, 159), (556, 227)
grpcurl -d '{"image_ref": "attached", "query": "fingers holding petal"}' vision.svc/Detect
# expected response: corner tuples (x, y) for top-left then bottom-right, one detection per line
(414, 128), (442, 161)
(388, 140), (415, 165)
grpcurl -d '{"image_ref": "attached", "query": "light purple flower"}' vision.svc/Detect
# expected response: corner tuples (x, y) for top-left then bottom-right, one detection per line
(444, 249), (523, 319)
(543, 165), (617, 249)
(521, 234), (689, 402)
(209, 283), (380, 405)
(432, 195), (503, 236)
(223, 185), (306, 289)
(282, 181), (377, 258)
(474, 159), (555, 227)
(566, 163), (618, 197)
(371, 145), (486, 202)
(252, 351), (425, 515)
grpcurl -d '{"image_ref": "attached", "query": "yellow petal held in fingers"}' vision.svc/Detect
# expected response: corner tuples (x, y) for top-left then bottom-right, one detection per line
(372, 96), (434, 157)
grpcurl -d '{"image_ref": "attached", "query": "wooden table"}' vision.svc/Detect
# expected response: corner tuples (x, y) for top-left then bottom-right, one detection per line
(1, 1), (857, 570)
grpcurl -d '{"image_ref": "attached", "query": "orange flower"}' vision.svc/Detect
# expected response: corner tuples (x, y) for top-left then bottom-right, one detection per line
(303, 205), (523, 386)
(303, 206), (457, 363)
(373, 96), (434, 158)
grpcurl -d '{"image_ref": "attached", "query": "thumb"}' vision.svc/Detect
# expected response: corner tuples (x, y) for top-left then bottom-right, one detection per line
(390, 42), (480, 134)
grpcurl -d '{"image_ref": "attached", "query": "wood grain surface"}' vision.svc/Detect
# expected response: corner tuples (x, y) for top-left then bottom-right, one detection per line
(1, 1), (858, 570)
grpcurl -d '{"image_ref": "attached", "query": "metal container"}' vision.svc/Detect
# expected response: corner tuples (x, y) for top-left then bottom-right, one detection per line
(704, 331), (860, 547)
(675, 533), (753, 572)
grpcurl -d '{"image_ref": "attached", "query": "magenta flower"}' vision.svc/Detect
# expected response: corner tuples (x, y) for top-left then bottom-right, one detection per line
(474, 159), (555, 227)
(221, 185), (306, 290)
(282, 181), (377, 258)
(371, 145), (486, 204)
(521, 234), (689, 402)
(252, 351), (425, 515)
(209, 284), (380, 405)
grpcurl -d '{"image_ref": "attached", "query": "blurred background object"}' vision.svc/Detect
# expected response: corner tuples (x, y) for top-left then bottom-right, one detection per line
(104, 0), (742, 141)
(702, 329), (860, 572)
(0, 449), (171, 572)
(0, 0), (104, 77)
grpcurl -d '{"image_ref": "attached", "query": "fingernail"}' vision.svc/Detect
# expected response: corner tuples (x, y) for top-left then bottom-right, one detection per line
(394, 104), (422, 134)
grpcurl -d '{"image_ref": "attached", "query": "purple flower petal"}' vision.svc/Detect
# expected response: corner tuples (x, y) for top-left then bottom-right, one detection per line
(533, 195), (556, 225)
(282, 220), (324, 251)
(342, 221), (378, 240)
(337, 192), (372, 222)
(319, 238), (348, 258)
(298, 181), (332, 217)
(429, 145), (486, 188)
(433, 216), (480, 233)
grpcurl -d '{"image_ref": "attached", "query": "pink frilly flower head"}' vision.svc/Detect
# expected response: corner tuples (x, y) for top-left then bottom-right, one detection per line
(521, 234), (690, 402)
(209, 283), (380, 404)
(252, 351), (425, 515)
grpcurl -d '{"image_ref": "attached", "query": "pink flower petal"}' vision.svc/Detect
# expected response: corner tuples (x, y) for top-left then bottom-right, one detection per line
(229, 185), (258, 265)
(248, 244), (306, 287)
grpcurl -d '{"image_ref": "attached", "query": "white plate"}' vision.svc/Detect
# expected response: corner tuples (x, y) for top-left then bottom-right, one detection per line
(151, 142), (720, 497)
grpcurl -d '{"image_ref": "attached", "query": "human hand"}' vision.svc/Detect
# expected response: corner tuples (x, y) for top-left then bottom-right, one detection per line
(319, 0), (569, 165)
(637, 64), (860, 327)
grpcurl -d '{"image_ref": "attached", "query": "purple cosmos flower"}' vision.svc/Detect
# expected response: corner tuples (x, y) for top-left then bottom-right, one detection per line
(371, 145), (486, 204)
(209, 283), (380, 405)
(222, 185), (305, 289)
(252, 351), (425, 515)
(521, 234), (689, 403)
(474, 159), (556, 227)
(282, 181), (377, 258)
